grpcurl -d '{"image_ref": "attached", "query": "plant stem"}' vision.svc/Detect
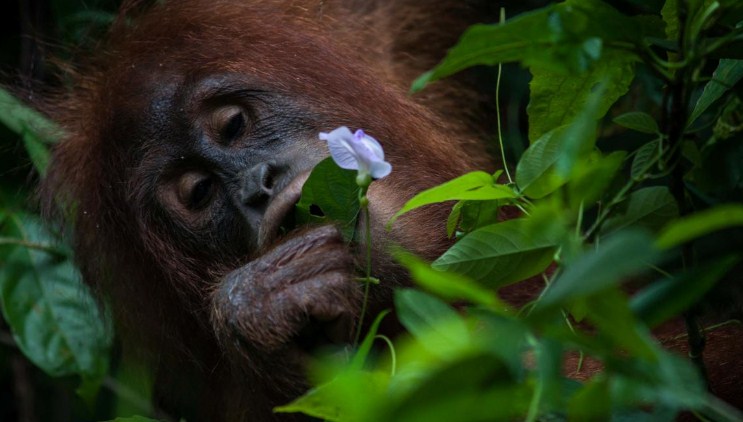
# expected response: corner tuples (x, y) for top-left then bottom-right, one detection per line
(354, 198), (373, 346)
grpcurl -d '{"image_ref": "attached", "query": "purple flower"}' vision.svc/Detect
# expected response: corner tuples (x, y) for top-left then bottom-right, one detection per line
(319, 126), (392, 180)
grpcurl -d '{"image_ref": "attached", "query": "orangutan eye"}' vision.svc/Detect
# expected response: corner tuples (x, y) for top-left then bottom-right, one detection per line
(178, 172), (214, 210)
(213, 106), (247, 143)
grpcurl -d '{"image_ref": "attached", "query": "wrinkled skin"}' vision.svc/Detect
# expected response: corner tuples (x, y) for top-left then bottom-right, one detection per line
(41, 0), (496, 420)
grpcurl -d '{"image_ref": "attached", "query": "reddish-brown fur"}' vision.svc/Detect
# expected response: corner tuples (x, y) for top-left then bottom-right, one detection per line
(40, 1), (496, 420)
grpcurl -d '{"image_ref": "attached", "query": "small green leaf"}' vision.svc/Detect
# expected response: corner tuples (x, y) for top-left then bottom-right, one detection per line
(631, 140), (661, 179)
(350, 310), (390, 370)
(389, 171), (515, 226)
(613, 112), (660, 134)
(602, 187), (680, 235)
(689, 59), (743, 125)
(433, 219), (557, 288)
(656, 204), (743, 248)
(631, 256), (740, 327)
(537, 230), (659, 310)
(295, 157), (360, 240)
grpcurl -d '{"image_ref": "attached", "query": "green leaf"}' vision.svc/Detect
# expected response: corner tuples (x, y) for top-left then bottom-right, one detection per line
(528, 50), (636, 142)
(631, 140), (661, 179)
(0, 214), (111, 390)
(389, 171), (515, 226)
(350, 310), (390, 370)
(394, 289), (469, 356)
(537, 230), (660, 310)
(433, 219), (557, 288)
(631, 256), (740, 327)
(295, 157), (360, 240)
(515, 124), (596, 199)
(689, 59), (743, 125)
(584, 287), (657, 359)
(395, 251), (510, 312)
(567, 151), (626, 209)
(568, 379), (611, 421)
(613, 112), (660, 134)
(0, 88), (60, 176)
(602, 187), (680, 235)
(275, 370), (387, 421)
(413, 0), (645, 92)
(108, 417), (160, 422)
(656, 203), (743, 248)
(661, 0), (680, 40)
(0, 87), (60, 142)
(386, 353), (525, 422)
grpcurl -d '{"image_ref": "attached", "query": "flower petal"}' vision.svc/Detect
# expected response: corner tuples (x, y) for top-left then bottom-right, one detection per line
(369, 160), (392, 179)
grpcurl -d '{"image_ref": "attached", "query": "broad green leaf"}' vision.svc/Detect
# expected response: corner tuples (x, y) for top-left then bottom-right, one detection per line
(0, 214), (111, 391)
(394, 289), (469, 356)
(631, 140), (661, 179)
(656, 203), (743, 248)
(689, 59), (743, 125)
(433, 219), (557, 287)
(389, 171), (515, 225)
(537, 230), (660, 310)
(413, 0), (645, 92)
(395, 251), (510, 312)
(515, 124), (595, 199)
(22, 130), (51, 176)
(528, 50), (636, 142)
(602, 187), (679, 235)
(108, 417), (160, 422)
(631, 256), (739, 327)
(295, 157), (360, 240)
(613, 112), (660, 134)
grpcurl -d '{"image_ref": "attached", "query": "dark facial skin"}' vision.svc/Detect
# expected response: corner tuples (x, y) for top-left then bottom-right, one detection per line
(133, 72), (358, 366)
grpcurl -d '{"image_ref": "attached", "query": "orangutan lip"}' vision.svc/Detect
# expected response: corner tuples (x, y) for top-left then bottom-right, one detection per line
(257, 171), (310, 249)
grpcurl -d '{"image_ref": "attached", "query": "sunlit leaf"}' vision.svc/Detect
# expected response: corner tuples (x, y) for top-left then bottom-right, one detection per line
(389, 171), (515, 226)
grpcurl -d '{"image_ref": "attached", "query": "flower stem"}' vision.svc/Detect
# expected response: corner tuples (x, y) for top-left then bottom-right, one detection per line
(354, 189), (373, 346)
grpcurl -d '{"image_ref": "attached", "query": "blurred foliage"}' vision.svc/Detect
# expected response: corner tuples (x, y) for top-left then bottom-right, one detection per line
(1, 0), (743, 421)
